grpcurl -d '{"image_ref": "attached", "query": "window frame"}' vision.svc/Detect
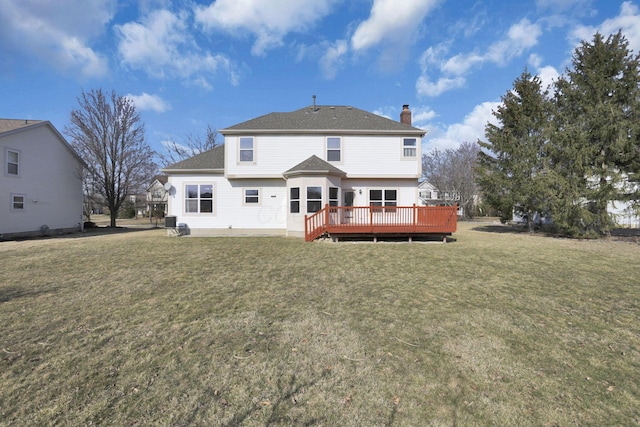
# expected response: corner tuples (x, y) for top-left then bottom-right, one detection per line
(369, 189), (397, 212)
(238, 136), (255, 163)
(326, 136), (342, 163)
(11, 193), (25, 211)
(402, 138), (417, 158)
(329, 187), (339, 207)
(290, 187), (300, 213)
(243, 188), (261, 206)
(306, 186), (322, 213)
(6, 148), (20, 176)
(184, 183), (215, 215)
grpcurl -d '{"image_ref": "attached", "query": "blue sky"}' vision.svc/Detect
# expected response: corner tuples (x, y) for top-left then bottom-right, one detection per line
(1, 0), (639, 159)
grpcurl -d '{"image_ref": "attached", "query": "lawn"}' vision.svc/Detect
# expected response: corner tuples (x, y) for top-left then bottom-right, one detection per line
(1, 223), (639, 426)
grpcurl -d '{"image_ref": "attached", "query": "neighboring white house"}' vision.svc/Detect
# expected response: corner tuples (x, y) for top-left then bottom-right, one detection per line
(1, 119), (85, 239)
(162, 104), (425, 237)
(147, 175), (169, 217)
(418, 180), (461, 206)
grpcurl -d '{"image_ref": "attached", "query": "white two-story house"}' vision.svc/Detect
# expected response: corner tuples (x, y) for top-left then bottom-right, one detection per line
(1, 119), (85, 239)
(163, 104), (426, 238)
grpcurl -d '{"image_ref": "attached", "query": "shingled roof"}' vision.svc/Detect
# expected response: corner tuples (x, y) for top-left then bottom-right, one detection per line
(221, 105), (425, 135)
(283, 155), (347, 178)
(0, 119), (44, 135)
(163, 145), (224, 172)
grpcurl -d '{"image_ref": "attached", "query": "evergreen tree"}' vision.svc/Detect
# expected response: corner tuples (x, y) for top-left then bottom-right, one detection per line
(477, 70), (553, 232)
(551, 31), (640, 236)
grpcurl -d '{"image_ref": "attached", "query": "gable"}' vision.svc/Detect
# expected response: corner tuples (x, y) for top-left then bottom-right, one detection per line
(0, 119), (85, 168)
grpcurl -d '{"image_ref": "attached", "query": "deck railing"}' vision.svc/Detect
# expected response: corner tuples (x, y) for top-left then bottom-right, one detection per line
(304, 204), (458, 241)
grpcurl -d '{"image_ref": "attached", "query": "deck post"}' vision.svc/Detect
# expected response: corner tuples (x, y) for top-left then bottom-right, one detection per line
(304, 214), (308, 241)
(413, 203), (417, 232)
(324, 204), (329, 229)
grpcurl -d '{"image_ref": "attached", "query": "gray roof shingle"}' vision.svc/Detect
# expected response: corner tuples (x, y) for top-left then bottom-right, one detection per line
(0, 119), (44, 135)
(221, 105), (424, 135)
(163, 145), (225, 172)
(283, 155), (347, 177)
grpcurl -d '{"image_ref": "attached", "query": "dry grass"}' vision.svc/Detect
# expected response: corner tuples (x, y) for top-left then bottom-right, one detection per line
(1, 223), (639, 426)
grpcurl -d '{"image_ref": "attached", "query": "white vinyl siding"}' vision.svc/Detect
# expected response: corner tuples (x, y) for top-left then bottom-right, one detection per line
(0, 123), (84, 236)
(224, 134), (421, 178)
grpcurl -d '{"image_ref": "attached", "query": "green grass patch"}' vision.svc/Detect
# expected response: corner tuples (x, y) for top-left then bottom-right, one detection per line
(1, 224), (639, 425)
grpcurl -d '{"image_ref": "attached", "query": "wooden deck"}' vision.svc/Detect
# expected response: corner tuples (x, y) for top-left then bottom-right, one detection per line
(304, 205), (458, 242)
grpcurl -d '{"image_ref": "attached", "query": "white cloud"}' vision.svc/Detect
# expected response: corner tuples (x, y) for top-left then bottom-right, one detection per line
(570, 1), (640, 53)
(351, 0), (441, 52)
(412, 107), (438, 124)
(116, 9), (236, 88)
(126, 93), (171, 113)
(416, 18), (542, 98)
(423, 102), (501, 151)
(319, 40), (348, 79)
(0, 0), (113, 78)
(486, 19), (542, 65)
(195, 0), (336, 56)
(416, 75), (466, 97)
(441, 52), (484, 76)
(527, 54), (560, 91)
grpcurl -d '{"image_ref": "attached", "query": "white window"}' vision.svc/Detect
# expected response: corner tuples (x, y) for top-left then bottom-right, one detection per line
(11, 194), (25, 210)
(185, 184), (214, 214)
(6, 149), (19, 176)
(307, 186), (322, 213)
(370, 189), (397, 212)
(290, 187), (300, 213)
(243, 188), (260, 205)
(327, 137), (341, 162)
(239, 137), (254, 162)
(403, 138), (417, 158)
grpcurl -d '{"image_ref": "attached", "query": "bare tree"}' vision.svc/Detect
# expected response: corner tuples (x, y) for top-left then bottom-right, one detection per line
(159, 124), (220, 167)
(422, 141), (480, 218)
(65, 89), (158, 227)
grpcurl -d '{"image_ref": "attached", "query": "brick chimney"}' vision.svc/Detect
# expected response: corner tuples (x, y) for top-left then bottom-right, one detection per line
(400, 104), (412, 126)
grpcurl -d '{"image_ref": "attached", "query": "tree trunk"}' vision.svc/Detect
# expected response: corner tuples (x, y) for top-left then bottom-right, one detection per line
(527, 210), (535, 233)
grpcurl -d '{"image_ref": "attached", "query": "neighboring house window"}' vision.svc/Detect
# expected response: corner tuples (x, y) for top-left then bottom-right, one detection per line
(403, 138), (417, 158)
(239, 137), (254, 162)
(329, 187), (339, 206)
(370, 189), (397, 212)
(185, 184), (214, 213)
(307, 186), (322, 213)
(243, 188), (260, 205)
(327, 137), (341, 162)
(290, 187), (300, 213)
(11, 194), (25, 210)
(6, 149), (19, 176)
